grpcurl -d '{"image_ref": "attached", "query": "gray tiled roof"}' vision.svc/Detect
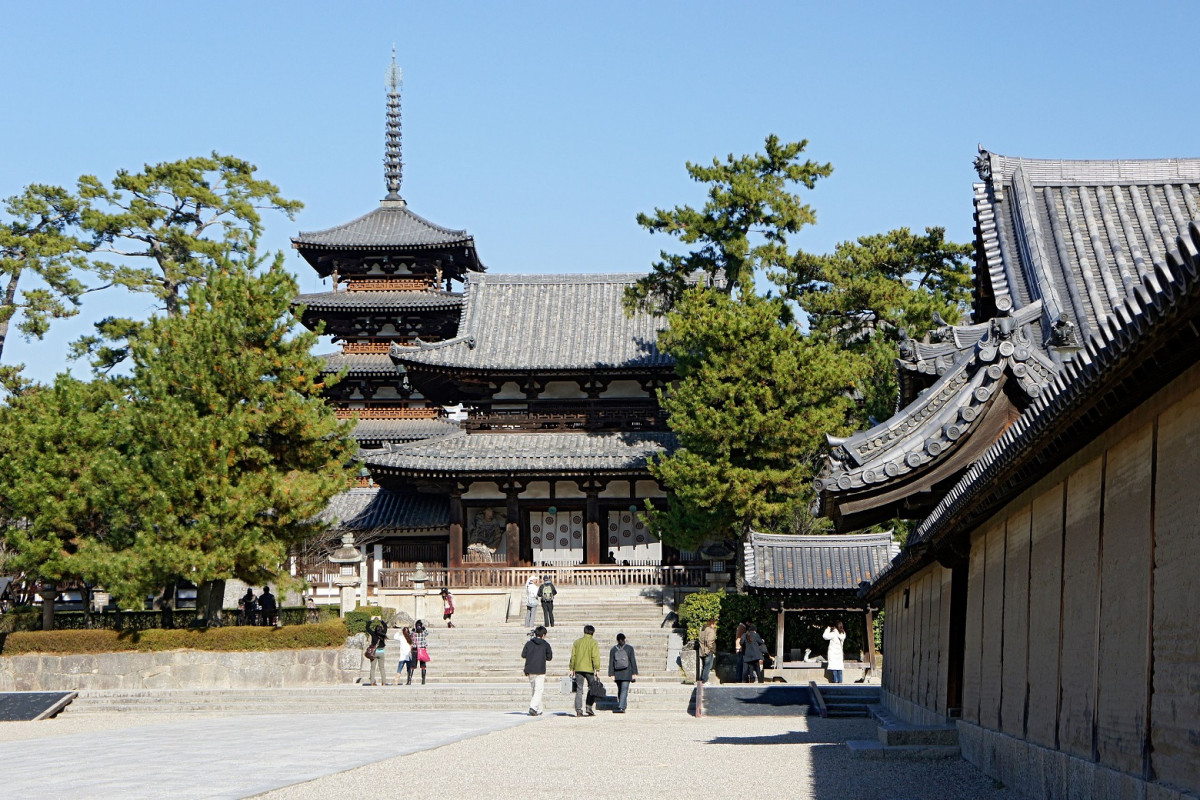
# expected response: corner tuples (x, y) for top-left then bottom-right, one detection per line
(391, 273), (674, 372)
(818, 151), (1200, 527)
(363, 430), (676, 476)
(742, 532), (899, 592)
(977, 151), (1200, 342)
(867, 218), (1200, 598)
(293, 199), (476, 252)
(351, 418), (460, 444)
(295, 290), (464, 312)
(319, 352), (399, 376)
(317, 487), (448, 532)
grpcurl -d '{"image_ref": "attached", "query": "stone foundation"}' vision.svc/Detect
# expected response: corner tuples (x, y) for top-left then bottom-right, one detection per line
(881, 688), (953, 727)
(957, 721), (1199, 800)
(0, 641), (367, 692)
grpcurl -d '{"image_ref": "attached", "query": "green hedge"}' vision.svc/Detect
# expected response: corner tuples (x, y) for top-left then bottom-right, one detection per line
(0, 605), (341, 634)
(0, 620), (349, 655)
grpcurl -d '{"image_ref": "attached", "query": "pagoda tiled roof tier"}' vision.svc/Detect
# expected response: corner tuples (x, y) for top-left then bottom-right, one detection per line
(362, 430), (677, 478)
(319, 352), (399, 376)
(294, 199), (477, 252)
(819, 151), (1200, 530)
(865, 219), (1200, 600)
(317, 487), (448, 533)
(742, 531), (899, 593)
(390, 273), (675, 375)
(351, 418), (460, 446)
(295, 290), (463, 313)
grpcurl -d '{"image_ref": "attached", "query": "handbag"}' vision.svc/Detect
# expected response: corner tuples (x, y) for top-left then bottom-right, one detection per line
(417, 647), (430, 663)
(364, 644), (377, 661)
(559, 675), (574, 695)
(586, 676), (607, 701)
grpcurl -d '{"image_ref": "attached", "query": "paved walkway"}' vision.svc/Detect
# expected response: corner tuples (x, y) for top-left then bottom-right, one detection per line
(0, 711), (532, 800)
(0, 707), (1027, 799)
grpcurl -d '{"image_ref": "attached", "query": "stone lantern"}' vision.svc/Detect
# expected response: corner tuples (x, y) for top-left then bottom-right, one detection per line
(700, 541), (736, 593)
(410, 561), (429, 622)
(328, 531), (364, 617)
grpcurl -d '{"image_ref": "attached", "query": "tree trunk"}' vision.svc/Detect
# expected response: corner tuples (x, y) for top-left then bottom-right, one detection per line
(193, 579), (226, 627)
(161, 578), (177, 629)
(0, 268), (22, 364)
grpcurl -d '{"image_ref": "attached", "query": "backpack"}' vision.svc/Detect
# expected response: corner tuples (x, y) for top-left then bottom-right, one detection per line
(541, 583), (554, 600)
(612, 644), (630, 671)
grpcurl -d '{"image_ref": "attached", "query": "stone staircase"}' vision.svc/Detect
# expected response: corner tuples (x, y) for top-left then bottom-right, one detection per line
(66, 588), (694, 716)
(68, 683), (696, 715)
(814, 684), (881, 717)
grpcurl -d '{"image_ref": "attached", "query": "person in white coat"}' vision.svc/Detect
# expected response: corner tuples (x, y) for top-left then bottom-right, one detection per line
(523, 575), (540, 627)
(824, 620), (847, 683)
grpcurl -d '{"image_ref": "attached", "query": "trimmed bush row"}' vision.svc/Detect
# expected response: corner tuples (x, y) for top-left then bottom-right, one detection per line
(0, 620), (349, 655)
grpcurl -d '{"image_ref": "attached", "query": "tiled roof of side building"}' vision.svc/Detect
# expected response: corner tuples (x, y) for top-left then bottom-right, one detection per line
(866, 220), (1200, 600)
(390, 273), (676, 372)
(294, 290), (464, 312)
(292, 199), (477, 252)
(362, 430), (677, 476)
(317, 487), (448, 532)
(976, 151), (1200, 342)
(742, 531), (900, 592)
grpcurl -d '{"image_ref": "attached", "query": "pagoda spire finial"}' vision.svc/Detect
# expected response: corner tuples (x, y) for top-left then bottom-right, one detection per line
(384, 46), (404, 201)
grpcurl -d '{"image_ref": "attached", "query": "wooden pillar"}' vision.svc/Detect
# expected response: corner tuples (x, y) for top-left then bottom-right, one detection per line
(776, 609), (786, 669)
(864, 608), (877, 670)
(585, 492), (600, 565)
(449, 491), (464, 568)
(505, 487), (520, 567)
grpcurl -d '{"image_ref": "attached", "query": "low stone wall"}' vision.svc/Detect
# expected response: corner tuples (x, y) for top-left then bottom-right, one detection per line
(881, 688), (951, 726)
(0, 639), (368, 692)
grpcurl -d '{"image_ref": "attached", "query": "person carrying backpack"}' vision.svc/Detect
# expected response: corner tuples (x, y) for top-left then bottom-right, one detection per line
(607, 633), (639, 713)
(539, 575), (558, 627)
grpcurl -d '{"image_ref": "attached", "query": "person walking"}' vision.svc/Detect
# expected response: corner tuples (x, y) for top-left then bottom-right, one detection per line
(441, 588), (456, 628)
(568, 624), (602, 717)
(411, 619), (430, 684)
(740, 623), (766, 684)
(733, 620), (748, 682)
(697, 618), (717, 684)
(523, 574), (540, 628)
(366, 616), (389, 686)
(607, 633), (638, 713)
(823, 620), (847, 684)
(539, 575), (558, 627)
(521, 625), (553, 716)
(258, 586), (278, 627)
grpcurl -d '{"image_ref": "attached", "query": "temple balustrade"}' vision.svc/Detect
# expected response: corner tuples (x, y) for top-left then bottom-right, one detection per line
(464, 402), (667, 432)
(377, 564), (705, 589)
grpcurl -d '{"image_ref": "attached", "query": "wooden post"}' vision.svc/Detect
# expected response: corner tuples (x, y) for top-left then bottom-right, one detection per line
(585, 492), (600, 565)
(506, 489), (521, 566)
(449, 492), (464, 569)
(864, 608), (877, 671)
(775, 609), (786, 671)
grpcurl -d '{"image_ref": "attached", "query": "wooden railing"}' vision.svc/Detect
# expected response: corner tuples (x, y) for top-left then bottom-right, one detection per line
(378, 564), (706, 590)
(465, 403), (668, 432)
(345, 278), (431, 291)
(335, 406), (447, 420)
(342, 341), (398, 354)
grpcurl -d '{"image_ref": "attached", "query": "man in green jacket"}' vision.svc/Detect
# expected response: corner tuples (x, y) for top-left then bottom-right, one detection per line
(568, 624), (602, 717)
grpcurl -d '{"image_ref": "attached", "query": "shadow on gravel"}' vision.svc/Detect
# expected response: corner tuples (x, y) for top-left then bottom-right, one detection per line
(705, 730), (829, 746)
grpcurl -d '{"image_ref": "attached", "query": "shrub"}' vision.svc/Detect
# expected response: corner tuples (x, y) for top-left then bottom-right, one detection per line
(677, 591), (723, 641)
(0, 620), (349, 655)
(343, 606), (384, 635)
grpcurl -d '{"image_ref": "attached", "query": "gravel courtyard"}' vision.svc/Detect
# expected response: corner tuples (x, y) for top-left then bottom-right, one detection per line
(258, 711), (1026, 800)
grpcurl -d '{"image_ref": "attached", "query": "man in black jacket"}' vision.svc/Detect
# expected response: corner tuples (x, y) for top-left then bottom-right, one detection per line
(258, 587), (278, 627)
(539, 576), (558, 627)
(607, 633), (639, 713)
(521, 626), (553, 716)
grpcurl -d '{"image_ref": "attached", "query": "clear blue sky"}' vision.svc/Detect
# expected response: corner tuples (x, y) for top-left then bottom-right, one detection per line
(3, 1), (1198, 383)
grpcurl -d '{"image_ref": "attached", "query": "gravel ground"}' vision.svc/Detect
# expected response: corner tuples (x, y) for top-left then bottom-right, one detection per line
(255, 711), (1026, 800)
